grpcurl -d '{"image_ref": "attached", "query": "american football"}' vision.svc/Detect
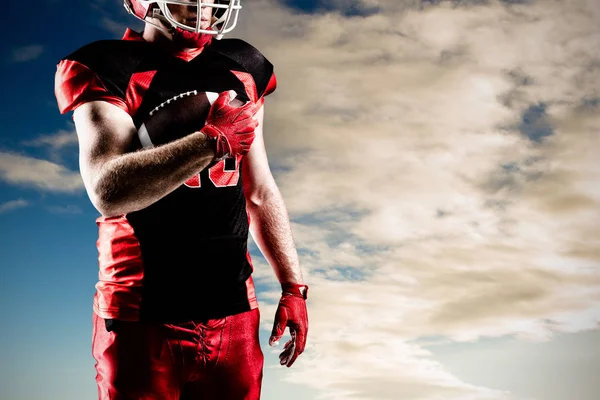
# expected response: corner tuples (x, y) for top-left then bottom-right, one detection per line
(137, 90), (244, 148)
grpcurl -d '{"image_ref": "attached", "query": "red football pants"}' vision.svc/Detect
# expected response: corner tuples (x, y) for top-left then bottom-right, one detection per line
(92, 308), (264, 400)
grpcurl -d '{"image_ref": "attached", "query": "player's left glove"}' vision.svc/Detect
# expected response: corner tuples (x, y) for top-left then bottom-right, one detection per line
(269, 283), (309, 368)
(201, 90), (258, 159)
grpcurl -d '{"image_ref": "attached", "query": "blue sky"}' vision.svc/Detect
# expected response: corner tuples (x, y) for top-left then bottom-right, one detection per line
(2, 1), (600, 400)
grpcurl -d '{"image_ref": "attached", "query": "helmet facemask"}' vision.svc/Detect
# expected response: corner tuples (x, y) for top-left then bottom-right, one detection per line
(126, 0), (242, 40)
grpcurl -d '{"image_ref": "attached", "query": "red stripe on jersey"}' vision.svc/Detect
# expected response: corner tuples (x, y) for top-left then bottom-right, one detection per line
(264, 72), (277, 96)
(125, 70), (158, 117)
(230, 70), (258, 102)
(245, 274), (259, 309)
(54, 59), (128, 114)
(245, 248), (259, 308)
(122, 28), (145, 42)
(94, 216), (145, 321)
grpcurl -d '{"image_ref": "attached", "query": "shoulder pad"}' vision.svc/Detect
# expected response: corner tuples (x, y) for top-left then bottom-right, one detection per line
(59, 40), (151, 101)
(209, 39), (274, 99)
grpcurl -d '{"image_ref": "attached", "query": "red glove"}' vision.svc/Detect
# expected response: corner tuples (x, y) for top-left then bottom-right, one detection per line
(201, 90), (258, 159)
(269, 283), (309, 368)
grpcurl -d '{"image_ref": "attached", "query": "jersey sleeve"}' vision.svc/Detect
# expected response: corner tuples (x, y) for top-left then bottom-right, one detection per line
(54, 58), (129, 115)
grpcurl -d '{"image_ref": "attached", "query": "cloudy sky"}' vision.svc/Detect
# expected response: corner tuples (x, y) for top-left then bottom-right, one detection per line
(1, 0), (599, 399)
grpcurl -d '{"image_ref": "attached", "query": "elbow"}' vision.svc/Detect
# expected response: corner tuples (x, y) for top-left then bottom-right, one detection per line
(88, 190), (122, 217)
(87, 175), (124, 217)
(93, 200), (123, 218)
(245, 184), (278, 211)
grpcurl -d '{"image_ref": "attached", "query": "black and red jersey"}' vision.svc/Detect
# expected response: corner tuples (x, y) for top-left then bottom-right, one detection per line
(54, 29), (277, 323)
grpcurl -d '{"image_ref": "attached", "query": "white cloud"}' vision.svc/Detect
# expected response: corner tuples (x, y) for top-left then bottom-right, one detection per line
(235, 0), (600, 399)
(11, 45), (44, 63)
(22, 128), (80, 165)
(0, 199), (29, 214)
(0, 152), (83, 193)
(101, 17), (132, 37)
(23, 129), (78, 150)
(46, 204), (83, 214)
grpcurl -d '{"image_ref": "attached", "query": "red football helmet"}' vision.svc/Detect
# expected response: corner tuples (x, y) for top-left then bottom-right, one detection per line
(124, 0), (242, 40)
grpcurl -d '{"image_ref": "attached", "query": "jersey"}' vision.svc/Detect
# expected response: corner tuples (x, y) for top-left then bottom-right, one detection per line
(54, 29), (277, 323)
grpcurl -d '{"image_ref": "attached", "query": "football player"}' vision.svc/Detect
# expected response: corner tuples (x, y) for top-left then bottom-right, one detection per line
(54, 1), (308, 399)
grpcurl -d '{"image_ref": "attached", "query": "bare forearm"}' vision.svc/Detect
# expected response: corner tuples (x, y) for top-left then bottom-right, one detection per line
(94, 131), (214, 216)
(247, 188), (303, 285)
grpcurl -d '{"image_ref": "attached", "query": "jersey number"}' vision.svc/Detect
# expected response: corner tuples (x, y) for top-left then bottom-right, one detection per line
(184, 156), (240, 188)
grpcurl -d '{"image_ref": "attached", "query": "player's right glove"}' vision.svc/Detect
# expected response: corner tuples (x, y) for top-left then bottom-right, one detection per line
(201, 90), (258, 159)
